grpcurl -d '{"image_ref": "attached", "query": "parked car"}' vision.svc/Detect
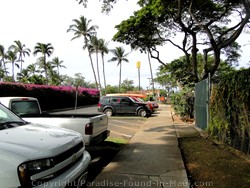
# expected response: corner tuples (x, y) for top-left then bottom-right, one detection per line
(0, 103), (91, 188)
(98, 96), (152, 117)
(150, 100), (159, 109)
(130, 96), (155, 112)
(136, 97), (159, 109)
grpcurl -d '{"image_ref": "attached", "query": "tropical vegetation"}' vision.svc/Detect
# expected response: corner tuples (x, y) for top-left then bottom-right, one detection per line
(108, 46), (129, 92)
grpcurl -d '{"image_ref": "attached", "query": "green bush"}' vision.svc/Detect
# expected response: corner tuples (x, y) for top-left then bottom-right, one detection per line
(209, 69), (250, 154)
(170, 87), (194, 119)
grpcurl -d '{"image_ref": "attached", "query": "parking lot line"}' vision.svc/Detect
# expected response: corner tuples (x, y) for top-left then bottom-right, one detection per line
(108, 123), (140, 130)
(111, 119), (144, 126)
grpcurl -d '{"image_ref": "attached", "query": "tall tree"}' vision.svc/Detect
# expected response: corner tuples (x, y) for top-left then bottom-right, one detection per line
(111, 0), (249, 83)
(9, 40), (31, 73)
(88, 36), (102, 94)
(98, 39), (109, 95)
(33, 43), (54, 85)
(108, 46), (129, 92)
(0, 45), (6, 80)
(46, 63), (61, 85)
(5, 50), (18, 81)
(67, 15), (99, 90)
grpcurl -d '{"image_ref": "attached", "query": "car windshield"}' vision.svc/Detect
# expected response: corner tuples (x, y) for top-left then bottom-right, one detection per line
(0, 104), (25, 124)
(137, 98), (144, 102)
(129, 97), (136, 102)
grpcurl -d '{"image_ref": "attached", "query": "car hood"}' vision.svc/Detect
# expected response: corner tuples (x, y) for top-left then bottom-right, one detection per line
(0, 123), (83, 160)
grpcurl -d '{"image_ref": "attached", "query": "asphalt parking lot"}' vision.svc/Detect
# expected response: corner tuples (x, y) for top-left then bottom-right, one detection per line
(108, 116), (147, 141)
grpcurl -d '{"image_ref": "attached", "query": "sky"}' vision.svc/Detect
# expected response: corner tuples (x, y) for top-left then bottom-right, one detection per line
(0, 0), (249, 89)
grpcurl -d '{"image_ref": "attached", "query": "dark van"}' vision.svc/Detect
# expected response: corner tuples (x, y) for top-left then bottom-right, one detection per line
(98, 96), (152, 117)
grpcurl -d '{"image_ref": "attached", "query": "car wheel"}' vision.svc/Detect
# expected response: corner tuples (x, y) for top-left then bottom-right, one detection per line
(138, 109), (147, 117)
(104, 108), (113, 116)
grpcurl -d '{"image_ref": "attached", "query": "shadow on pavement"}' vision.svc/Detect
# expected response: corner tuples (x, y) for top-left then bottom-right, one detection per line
(86, 141), (126, 182)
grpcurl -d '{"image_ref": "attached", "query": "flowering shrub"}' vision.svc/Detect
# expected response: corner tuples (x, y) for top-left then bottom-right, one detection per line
(0, 82), (99, 110)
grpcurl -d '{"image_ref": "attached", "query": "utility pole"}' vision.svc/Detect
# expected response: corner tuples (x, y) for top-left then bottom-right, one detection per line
(136, 61), (141, 91)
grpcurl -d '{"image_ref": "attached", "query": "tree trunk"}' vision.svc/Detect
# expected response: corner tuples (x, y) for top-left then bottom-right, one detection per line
(102, 55), (107, 95)
(147, 51), (155, 96)
(95, 52), (102, 96)
(88, 51), (98, 90)
(119, 62), (122, 92)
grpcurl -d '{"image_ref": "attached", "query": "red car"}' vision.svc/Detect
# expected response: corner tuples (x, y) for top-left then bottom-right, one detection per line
(130, 97), (155, 112)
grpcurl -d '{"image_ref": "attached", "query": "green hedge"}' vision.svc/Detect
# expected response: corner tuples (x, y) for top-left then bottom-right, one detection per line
(170, 87), (195, 119)
(209, 69), (250, 154)
(0, 82), (100, 111)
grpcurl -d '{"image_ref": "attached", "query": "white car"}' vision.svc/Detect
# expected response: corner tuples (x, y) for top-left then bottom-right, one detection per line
(0, 103), (91, 188)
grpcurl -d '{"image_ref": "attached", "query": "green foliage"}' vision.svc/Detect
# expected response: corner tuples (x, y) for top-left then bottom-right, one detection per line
(120, 79), (135, 92)
(209, 68), (250, 153)
(170, 87), (194, 119)
(155, 54), (237, 89)
(112, 0), (249, 82)
(104, 79), (136, 94)
(105, 84), (119, 94)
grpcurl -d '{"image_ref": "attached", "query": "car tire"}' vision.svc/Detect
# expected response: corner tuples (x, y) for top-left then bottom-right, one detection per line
(138, 109), (147, 117)
(104, 108), (113, 116)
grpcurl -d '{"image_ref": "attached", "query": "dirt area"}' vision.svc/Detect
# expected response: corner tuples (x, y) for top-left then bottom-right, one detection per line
(177, 120), (250, 188)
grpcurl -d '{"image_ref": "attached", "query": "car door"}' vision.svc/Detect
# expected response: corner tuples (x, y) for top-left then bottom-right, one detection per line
(120, 97), (136, 114)
(110, 97), (121, 113)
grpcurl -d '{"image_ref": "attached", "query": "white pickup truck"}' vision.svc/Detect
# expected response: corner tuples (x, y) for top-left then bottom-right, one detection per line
(0, 103), (91, 188)
(0, 97), (110, 146)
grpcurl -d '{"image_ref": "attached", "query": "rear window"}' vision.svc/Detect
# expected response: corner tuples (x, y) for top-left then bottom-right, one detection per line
(102, 97), (111, 104)
(111, 98), (120, 103)
(11, 101), (40, 115)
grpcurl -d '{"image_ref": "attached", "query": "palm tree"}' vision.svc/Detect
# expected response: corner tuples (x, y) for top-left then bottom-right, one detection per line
(26, 63), (39, 76)
(5, 50), (18, 81)
(88, 36), (102, 95)
(35, 57), (46, 74)
(108, 46), (129, 92)
(67, 15), (99, 89)
(0, 44), (8, 79)
(51, 57), (66, 75)
(10, 40), (31, 73)
(17, 68), (30, 83)
(98, 39), (109, 95)
(46, 63), (61, 85)
(0, 45), (5, 80)
(33, 43), (54, 85)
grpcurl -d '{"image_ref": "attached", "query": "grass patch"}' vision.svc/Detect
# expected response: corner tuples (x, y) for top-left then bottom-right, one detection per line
(105, 137), (129, 144)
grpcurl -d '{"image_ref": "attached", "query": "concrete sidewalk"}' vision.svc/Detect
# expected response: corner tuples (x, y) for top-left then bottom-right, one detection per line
(88, 104), (198, 188)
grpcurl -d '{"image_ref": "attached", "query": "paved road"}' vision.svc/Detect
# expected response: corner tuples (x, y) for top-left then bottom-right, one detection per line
(108, 117), (146, 140)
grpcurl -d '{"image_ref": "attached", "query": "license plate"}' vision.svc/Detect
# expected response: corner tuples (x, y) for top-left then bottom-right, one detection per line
(77, 172), (88, 188)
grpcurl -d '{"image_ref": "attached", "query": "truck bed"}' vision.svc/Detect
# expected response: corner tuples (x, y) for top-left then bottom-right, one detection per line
(21, 113), (109, 145)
